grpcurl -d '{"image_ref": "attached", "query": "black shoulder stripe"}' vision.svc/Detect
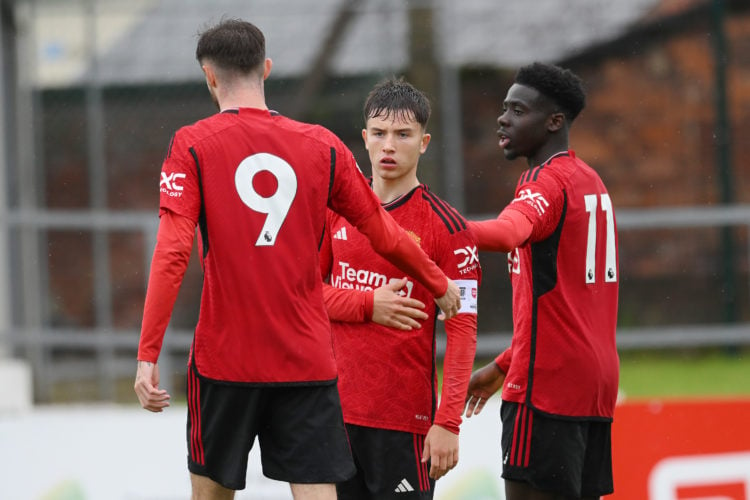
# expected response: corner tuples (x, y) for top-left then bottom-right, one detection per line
(165, 134), (176, 159)
(531, 164), (544, 181)
(327, 147), (336, 204)
(519, 165), (544, 186)
(427, 191), (467, 231)
(423, 193), (454, 234)
(189, 147), (209, 259)
(317, 221), (326, 251)
(422, 190), (465, 234)
(517, 169), (530, 188)
(318, 148), (336, 250)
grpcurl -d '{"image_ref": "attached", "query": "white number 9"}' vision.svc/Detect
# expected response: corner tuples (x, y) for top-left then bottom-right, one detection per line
(235, 153), (298, 246)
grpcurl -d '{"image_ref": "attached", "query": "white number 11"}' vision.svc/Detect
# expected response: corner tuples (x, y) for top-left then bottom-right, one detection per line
(584, 193), (617, 284)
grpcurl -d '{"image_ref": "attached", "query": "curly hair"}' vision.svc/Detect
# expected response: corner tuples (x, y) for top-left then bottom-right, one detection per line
(515, 62), (586, 122)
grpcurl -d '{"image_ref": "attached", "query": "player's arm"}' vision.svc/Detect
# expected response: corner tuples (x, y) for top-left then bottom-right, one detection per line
(424, 311), (477, 479)
(322, 283), (373, 323)
(318, 211), (424, 326)
(464, 349), (510, 418)
(134, 209), (195, 412)
(434, 314), (479, 433)
(317, 211), (377, 322)
(323, 279), (427, 328)
(467, 207), (533, 252)
(356, 206), (460, 319)
(423, 222), (480, 479)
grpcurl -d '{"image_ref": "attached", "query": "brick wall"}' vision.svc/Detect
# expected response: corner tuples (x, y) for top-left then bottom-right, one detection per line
(460, 11), (750, 327)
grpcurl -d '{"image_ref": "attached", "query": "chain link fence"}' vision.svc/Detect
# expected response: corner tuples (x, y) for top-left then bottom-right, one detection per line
(2, 0), (749, 403)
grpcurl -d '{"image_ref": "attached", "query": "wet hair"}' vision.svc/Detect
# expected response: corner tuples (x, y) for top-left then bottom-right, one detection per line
(515, 62), (586, 122)
(363, 77), (431, 129)
(195, 19), (265, 75)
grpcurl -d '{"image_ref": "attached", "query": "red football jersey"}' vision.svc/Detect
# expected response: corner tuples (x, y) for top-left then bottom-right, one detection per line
(320, 185), (480, 434)
(159, 108), (381, 384)
(499, 151), (619, 419)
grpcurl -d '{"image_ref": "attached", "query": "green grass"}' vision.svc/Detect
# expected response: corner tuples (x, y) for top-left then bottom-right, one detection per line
(617, 348), (750, 400)
(467, 348), (750, 402)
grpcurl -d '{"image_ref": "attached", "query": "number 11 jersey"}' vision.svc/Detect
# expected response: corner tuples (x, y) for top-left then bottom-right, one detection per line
(498, 151), (619, 420)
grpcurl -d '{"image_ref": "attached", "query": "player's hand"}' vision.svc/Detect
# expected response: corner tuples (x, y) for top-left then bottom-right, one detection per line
(422, 424), (459, 480)
(464, 362), (505, 417)
(435, 280), (461, 321)
(371, 278), (428, 330)
(134, 360), (171, 412)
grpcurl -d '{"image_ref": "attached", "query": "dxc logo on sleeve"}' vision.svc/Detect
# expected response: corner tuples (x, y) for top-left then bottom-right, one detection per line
(160, 172), (187, 197)
(513, 188), (549, 216)
(454, 245), (479, 275)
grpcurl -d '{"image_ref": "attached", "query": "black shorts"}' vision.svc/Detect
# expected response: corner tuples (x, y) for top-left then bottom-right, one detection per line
(337, 423), (435, 500)
(186, 363), (355, 490)
(500, 401), (614, 498)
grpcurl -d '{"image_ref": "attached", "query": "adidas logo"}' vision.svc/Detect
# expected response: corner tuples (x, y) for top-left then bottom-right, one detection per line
(333, 227), (348, 240)
(394, 478), (414, 493)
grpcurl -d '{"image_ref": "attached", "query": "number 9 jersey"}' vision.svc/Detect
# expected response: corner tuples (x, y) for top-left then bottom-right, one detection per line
(158, 108), (382, 384)
(497, 151), (619, 420)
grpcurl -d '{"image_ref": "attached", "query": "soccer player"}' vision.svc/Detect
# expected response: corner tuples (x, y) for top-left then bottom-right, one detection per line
(319, 78), (480, 499)
(132, 20), (461, 500)
(463, 62), (619, 500)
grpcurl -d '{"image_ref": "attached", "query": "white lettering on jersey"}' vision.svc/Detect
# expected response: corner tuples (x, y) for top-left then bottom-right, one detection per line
(513, 188), (549, 216)
(508, 248), (521, 275)
(332, 262), (414, 297)
(160, 172), (186, 197)
(454, 245), (479, 276)
(454, 245), (479, 268)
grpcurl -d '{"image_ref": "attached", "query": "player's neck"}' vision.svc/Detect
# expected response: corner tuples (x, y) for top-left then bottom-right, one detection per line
(217, 87), (268, 112)
(527, 139), (569, 168)
(373, 175), (420, 204)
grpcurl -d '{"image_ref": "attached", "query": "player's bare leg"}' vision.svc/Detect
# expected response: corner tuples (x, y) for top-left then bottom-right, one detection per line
(290, 483), (336, 500)
(190, 473), (234, 500)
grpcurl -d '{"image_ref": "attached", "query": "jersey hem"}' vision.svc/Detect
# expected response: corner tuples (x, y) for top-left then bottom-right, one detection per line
(503, 398), (614, 422)
(191, 356), (338, 387)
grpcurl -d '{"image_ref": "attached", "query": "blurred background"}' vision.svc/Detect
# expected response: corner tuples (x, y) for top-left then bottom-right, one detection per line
(0, 0), (749, 498)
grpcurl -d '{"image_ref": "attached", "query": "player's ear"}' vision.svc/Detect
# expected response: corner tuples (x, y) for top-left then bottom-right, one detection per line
(361, 129), (368, 149)
(547, 112), (565, 133)
(202, 64), (218, 89)
(420, 133), (431, 154)
(262, 58), (273, 80)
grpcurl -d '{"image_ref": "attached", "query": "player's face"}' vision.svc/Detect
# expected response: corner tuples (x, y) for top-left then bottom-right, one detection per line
(496, 84), (552, 161)
(363, 112), (430, 183)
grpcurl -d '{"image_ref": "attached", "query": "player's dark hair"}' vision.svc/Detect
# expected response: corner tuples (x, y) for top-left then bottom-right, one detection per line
(195, 19), (265, 75)
(515, 62), (586, 122)
(363, 77), (431, 129)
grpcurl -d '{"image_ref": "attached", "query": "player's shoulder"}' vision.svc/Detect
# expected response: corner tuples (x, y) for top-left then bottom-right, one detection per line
(550, 151), (609, 196)
(518, 151), (592, 191)
(547, 150), (600, 180)
(166, 119), (211, 160)
(417, 185), (468, 236)
(272, 113), (344, 147)
(171, 112), (236, 147)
